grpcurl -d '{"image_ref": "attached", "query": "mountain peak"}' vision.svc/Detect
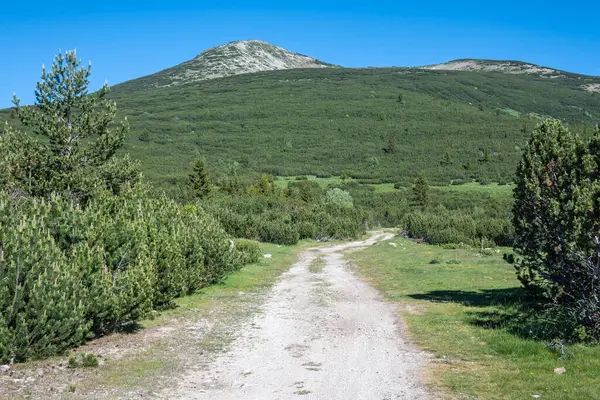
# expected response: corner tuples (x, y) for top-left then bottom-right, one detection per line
(131, 40), (332, 90)
(422, 59), (567, 78)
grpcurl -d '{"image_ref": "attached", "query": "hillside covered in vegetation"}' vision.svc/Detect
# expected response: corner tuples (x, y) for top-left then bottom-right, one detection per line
(110, 67), (600, 190)
(3, 45), (599, 193)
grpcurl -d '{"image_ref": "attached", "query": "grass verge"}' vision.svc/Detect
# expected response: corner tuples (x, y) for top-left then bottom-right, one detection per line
(433, 182), (513, 198)
(349, 237), (600, 400)
(309, 254), (325, 273)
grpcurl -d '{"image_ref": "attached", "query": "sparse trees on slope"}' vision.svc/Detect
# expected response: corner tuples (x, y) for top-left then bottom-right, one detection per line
(3, 50), (137, 200)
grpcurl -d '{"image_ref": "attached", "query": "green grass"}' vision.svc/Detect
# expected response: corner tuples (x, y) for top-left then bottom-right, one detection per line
(350, 237), (600, 399)
(433, 182), (514, 198)
(275, 175), (513, 199)
(274, 175), (401, 194)
(308, 254), (325, 273)
(274, 175), (349, 189)
(372, 183), (400, 193)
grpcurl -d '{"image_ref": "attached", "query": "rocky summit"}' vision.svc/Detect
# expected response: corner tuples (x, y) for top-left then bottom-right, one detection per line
(131, 40), (332, 89)
(422, 58), (566, 78)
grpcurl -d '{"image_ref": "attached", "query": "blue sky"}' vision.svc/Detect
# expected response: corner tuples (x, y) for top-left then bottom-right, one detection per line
(2, 1), (599, 107)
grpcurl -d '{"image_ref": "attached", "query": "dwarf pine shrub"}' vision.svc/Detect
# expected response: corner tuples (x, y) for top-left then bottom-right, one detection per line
(0, 184), (257, 363)
(0, 195), (91, 362)
(403, 206), (513, 247)
(233, 239), (262, 265)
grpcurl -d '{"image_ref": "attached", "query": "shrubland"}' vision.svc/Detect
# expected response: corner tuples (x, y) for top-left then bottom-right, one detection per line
(0, 186), (254, 363)
(193, 169), (514, 249)
(203, 175), (366, 245)
(0, 52), (260, 363)
(4, 66), (596, 193)
(1, 46), (598, 371)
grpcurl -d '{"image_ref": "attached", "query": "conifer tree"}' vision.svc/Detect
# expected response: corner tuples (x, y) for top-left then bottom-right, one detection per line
(188, 158), (213, 199)
(513, 119), (600, 338)
(221, 166), (243, 195)
(247, 174), (276, 197)
(4, 50), (135, 200)
(412, 173), (429, 207)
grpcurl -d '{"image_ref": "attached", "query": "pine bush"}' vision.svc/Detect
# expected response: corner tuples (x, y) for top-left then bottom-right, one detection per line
(233, 239), (262, 265)
(0, 184), (257, 363)
(513, 120), (600, 338)
(0, 195), (90, 362)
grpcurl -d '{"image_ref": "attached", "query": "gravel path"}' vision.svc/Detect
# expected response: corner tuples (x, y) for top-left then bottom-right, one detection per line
(164, 232), (432, 400)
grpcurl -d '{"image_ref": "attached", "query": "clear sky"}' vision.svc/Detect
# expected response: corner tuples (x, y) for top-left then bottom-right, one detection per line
(2, 0), (599, 107)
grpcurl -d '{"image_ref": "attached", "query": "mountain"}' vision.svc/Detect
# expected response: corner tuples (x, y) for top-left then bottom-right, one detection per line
(3, 42), (600, 194)
(102, 65), (600, 194)
(422, 59), (600, 92)
(118, 40), (333, 91)
(423, 59), (573, 78)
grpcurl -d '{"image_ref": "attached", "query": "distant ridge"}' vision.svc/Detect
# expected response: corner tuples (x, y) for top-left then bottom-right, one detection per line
(421, 58), (568, 78)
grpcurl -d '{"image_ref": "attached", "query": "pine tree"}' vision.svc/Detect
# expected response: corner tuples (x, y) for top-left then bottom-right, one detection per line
(256, 174), (274, 196)
(412, 173), (429, 207)
(6, 50), (134, 200)
(247, 174), (276, 197)
(188, 158), (212, 199)
(513, 120), (600, 338)
(221, 165), (243, 195)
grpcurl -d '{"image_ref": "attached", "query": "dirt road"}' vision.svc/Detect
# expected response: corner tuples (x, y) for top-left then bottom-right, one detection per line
(164, 232), (431, 399)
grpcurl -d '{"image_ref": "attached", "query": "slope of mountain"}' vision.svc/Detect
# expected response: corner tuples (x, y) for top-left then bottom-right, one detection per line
(117, 40), (333, 91)
(3, 42), (600, 194)
(102, 66), (600, 194)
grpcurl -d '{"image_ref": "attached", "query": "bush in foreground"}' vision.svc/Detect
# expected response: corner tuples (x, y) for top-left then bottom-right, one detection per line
(513, 120), (600, 339)
(0, 185), (257, 363)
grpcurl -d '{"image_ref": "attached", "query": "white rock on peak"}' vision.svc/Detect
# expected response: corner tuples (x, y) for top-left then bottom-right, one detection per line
(144, 40), (331, 89)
